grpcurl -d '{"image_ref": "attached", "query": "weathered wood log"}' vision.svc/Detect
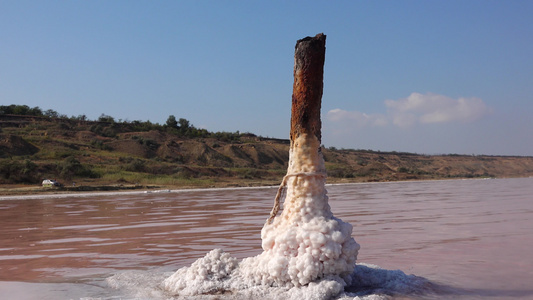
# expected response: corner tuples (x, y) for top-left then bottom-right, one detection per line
(290, 33), (326, 144)
(266, 33), (327, 224)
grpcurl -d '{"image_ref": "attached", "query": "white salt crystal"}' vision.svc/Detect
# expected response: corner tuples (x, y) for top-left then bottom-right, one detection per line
(163, 134), (360, 297)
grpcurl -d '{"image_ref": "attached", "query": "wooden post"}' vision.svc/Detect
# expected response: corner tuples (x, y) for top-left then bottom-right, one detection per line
(267, 33), (327, 224)
(290, 33), (326, 144)
(261, 33), (359, 287)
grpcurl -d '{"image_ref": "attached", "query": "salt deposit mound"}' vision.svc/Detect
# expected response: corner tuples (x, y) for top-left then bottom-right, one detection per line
(163, 134), (360, 298)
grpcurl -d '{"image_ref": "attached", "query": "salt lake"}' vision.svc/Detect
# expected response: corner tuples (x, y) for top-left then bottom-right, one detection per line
(1, 177), (532, 299)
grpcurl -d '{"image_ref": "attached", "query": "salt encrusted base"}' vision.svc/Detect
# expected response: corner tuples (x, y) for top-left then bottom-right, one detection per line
(163, 134), (360, 295)
(239, 134), (360, 287)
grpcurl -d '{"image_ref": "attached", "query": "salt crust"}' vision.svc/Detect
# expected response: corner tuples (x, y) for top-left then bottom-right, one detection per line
(108, 261), (432, 299)
(163, 134), (362, 299)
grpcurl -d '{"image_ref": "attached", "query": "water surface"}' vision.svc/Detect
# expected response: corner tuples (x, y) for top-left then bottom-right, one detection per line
(1, 178), (532, 299)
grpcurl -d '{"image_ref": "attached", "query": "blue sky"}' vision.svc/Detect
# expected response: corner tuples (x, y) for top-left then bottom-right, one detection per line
(1, 1), (532, 155)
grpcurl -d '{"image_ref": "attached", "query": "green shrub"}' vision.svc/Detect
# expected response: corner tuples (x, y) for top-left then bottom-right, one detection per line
(59, 156), (99, 179)
(0, 159), (39, 183)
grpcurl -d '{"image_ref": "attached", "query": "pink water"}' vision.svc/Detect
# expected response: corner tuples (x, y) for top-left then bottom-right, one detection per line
(1, 178), (532, 299)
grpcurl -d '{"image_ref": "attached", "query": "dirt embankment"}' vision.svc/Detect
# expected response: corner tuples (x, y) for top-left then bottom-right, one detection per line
(1, 114), (533, 195)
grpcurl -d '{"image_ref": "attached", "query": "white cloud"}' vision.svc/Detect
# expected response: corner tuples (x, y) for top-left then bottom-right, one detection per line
(327, 92), (492, 129)
(327, 108), (388, 128)
(386, 92), (492, 126)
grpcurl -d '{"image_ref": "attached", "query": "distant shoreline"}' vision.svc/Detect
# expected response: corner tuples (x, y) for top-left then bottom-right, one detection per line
(2, 176), (530, 201)
(0, 182), (282, 201)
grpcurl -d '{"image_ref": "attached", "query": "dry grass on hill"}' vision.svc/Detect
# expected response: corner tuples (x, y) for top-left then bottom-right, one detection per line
(1, 114), (533, 195)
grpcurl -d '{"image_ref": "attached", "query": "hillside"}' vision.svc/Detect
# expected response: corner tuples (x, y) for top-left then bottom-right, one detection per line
(2, 113), (533, 194)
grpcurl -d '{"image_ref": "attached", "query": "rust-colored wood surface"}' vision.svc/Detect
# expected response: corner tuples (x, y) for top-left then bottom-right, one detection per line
(290, 33), (326, 143)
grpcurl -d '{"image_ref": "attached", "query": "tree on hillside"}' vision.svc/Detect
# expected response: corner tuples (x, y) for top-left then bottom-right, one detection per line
(0, 104), (43, 116)
(43, 109), (59, 118)
(166, 115), (178, 128)
(178, 118), (190, 129)
(178, 118), (191, 134)
(71, 114), (87, 121)
(98, 113), (115, 123)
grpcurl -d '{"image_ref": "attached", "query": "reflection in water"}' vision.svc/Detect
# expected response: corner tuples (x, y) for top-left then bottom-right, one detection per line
(1, 178), (533, 299)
